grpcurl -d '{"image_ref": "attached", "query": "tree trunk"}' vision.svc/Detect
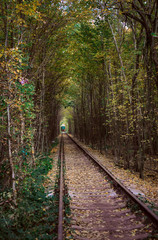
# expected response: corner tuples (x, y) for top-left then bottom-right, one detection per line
(7, 102), (16, 204)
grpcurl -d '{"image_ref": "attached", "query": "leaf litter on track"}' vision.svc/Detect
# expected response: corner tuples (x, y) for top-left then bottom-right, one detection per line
(64, 135), (152, 240)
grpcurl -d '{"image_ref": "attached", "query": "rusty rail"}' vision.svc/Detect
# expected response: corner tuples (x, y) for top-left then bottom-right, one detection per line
(58, 134), (64, 240)
(67, 134), (158, 227)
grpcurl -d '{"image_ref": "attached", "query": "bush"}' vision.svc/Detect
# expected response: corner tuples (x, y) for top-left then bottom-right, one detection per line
(0, 155), (58, 240)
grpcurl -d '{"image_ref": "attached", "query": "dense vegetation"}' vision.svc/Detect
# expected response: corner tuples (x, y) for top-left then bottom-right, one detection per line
(0, 0), (157, 238)
(0, 0), (69, 198)
(0, 153), (59, 240)
(65, 0), (158, 179)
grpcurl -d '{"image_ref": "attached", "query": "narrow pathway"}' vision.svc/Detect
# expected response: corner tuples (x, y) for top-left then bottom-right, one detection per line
(64, 134), (149, 240)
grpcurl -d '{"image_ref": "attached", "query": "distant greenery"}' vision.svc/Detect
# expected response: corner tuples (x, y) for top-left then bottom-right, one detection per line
(0, 154), (58, 240)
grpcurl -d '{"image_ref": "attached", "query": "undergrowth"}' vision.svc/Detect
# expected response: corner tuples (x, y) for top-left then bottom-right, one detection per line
(0, 147), (58, 240)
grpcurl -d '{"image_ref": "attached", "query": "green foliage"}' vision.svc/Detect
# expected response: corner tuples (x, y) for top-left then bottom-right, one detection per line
(0, 155), (58, 240)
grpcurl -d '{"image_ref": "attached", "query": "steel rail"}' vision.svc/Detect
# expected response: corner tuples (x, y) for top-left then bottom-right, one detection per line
(58, 134), (64, 240)
(67, 134), (158, 227)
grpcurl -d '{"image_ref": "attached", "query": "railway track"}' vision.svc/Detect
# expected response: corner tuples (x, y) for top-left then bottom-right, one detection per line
(57, 133), (158, 239)
(58, 133), (64, 240)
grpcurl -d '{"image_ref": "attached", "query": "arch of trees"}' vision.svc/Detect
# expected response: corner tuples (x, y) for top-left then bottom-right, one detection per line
(0, 0), (157, 201)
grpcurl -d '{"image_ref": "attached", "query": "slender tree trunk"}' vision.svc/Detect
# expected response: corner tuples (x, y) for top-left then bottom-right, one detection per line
(7, 100), (16, 204)
(5, 5), (16, 203)
(108, 20), (132, 104)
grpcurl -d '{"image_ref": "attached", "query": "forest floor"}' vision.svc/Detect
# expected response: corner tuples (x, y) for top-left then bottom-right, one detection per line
(70, 135), (158, 211)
